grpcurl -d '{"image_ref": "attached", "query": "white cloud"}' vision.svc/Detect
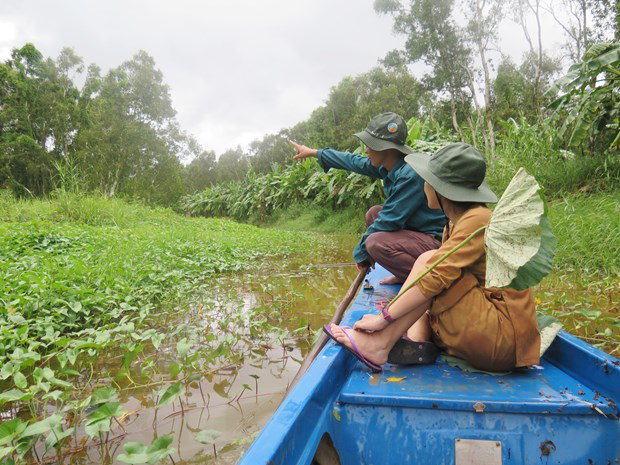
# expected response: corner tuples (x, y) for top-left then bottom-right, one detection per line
(0, 0), (569, 155)
(0, 0), (404, 154)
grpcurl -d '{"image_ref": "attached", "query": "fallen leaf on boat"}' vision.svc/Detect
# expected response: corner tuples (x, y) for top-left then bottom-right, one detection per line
(385, 377), (406, 383)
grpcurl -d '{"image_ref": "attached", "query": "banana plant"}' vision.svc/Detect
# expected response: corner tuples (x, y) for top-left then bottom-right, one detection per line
(547, 41), (620, 151)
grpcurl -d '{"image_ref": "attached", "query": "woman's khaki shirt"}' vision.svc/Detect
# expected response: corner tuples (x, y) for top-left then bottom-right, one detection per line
(417, 206), (540, 371)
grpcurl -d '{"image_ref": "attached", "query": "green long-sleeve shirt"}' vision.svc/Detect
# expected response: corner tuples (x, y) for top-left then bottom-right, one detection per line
(317, 149), (447, 264)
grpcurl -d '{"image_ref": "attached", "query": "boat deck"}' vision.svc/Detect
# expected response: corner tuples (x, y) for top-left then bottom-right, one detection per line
(338, 266), (617, 417)
(239, 265), (620, 465)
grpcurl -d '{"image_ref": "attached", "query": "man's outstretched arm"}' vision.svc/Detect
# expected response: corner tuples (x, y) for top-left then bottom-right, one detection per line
(290, 141), (382, 178)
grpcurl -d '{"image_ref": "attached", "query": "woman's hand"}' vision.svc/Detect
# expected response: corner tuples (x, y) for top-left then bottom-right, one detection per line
(354, 313), (390, 333)
(289, 140), (317, 160)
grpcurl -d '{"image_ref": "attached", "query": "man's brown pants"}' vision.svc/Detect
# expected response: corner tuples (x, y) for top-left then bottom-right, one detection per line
(365, 205), (441, 283)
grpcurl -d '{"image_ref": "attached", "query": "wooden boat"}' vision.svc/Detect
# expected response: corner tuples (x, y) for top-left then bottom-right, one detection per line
(238, 265), (620, 465)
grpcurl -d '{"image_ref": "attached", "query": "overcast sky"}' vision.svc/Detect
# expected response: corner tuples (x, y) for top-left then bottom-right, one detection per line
(0, 1), (566, 156)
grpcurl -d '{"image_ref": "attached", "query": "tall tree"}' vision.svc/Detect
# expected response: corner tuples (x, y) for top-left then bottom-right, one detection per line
(214, 147), (249, 184)
(0, 44), (82, 196)
(541, 0), (614, 62)
(187, 149), (217, 191)
(513, 0), (547, 119)
(76, 50), (183, 202)
(492, 53), (561, 123)
(463, 0), (504, 156)
(248, 133), (291, 174)
(304, 66), (424, 150)
(375, 0), (473, 138)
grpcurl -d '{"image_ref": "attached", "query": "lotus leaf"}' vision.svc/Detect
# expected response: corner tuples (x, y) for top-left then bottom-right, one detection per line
(485, 168), (555, 289)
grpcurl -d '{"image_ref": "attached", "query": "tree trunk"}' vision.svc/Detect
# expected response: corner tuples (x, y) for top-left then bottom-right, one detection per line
(465, 79), (489, 153)
(616, 0), (620, 40)
(473, 0), (496, 157)
(581, 0), (588, 54)
(533, 0), (544, 120)
(477, 46), (496, 157)
(517, 0), (545, 120)
(462, 62), (492, 157)
(450, 94), (464, 140)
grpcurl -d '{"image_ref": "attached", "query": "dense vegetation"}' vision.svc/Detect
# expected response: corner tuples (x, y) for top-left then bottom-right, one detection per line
(0, 193), (322, 463)
(181, 115), (620, 221)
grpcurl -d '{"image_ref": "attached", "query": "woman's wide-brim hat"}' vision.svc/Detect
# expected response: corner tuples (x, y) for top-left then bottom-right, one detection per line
(353, 112), (414, 155)
(405, 142), (498, 203)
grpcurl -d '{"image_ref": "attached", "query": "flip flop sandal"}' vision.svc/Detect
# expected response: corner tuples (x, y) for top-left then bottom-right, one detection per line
(387, 338), (438, 365)
(323, 325), (382, 373)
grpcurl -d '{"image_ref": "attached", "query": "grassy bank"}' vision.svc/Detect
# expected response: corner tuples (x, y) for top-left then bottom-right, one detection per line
(0, 193), (321, 338)
(265, 202), (366, 234)
(268, 192), (620, 277)
(0, 193), (323, 463)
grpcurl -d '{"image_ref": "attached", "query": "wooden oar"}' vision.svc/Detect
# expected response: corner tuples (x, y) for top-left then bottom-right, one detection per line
(285, 266), (369, 395)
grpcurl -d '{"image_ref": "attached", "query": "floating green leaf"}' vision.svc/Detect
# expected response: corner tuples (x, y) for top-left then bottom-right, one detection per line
(44, 426), (74, 452)
(84, 402), (125, 438)
(0, 389), (32, 406)
(194, 429), (221, 445)
(22, 414), (62, 437)
(90, 387), (117, 405)
(0, 445), (16, 460)
(0, 419), (27, 446)
(117, 434), (175, 464)
(158, 382), (184, 406)
(176, 338), (191, 358)
(12, 373), (27, 390)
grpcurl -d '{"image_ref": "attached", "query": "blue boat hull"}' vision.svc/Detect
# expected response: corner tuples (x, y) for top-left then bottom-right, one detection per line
(239, 265), (620, 465)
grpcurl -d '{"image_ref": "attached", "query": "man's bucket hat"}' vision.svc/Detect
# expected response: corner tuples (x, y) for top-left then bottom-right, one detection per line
(405, 142), (498, 203)
(353, 112), (414, 155)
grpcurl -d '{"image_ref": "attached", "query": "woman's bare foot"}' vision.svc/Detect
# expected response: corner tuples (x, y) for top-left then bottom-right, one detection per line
(379, 275), (401, 285)
(328, 323), (391, 366)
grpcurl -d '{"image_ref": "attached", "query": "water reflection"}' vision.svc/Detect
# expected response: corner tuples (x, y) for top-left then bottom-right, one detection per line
(59, 243), (358, 465)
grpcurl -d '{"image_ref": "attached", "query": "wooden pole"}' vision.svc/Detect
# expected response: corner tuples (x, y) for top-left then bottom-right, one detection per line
(284, 266), (368, 396)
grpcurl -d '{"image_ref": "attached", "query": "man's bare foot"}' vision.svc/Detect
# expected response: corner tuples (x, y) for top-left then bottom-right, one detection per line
(379, 275), (401, 285)
(328, 324), (390, 366)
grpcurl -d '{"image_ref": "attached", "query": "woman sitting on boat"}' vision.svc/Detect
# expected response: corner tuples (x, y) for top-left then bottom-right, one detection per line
(325, 142), (541, 373)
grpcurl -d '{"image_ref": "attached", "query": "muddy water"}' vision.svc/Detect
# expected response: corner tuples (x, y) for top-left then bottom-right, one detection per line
(64, 235), (359, 465)
(61, 234), (618, 465)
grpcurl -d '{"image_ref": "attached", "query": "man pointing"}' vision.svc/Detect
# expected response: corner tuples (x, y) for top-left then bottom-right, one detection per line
(290, 112), (446, 284)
